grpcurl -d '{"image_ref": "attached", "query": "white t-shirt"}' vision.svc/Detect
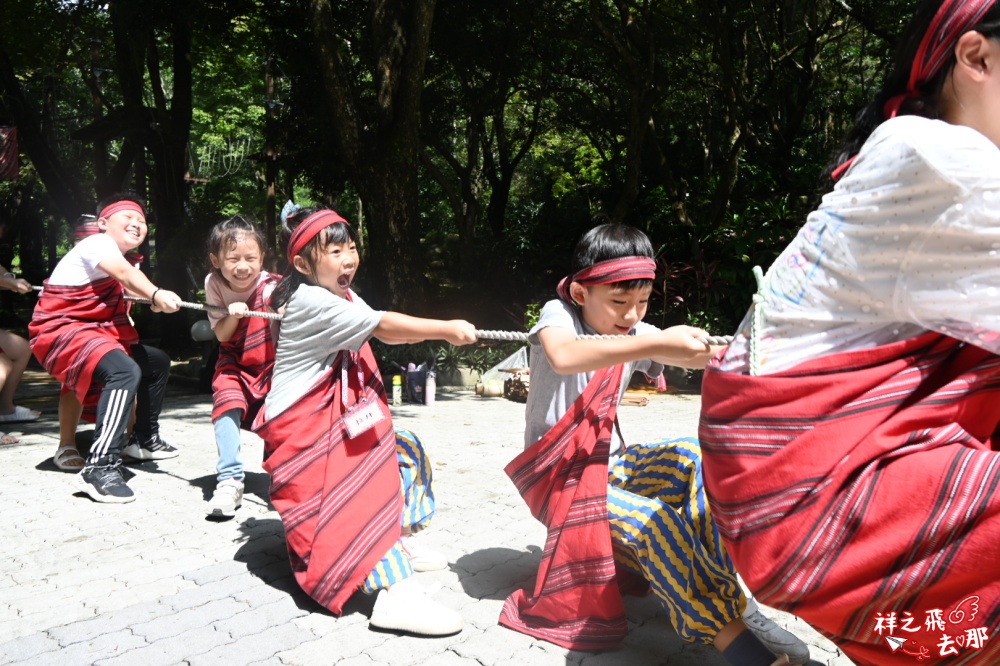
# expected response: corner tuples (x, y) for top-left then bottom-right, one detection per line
(524, 299), (663, 458)
(266, 284), (383, 418)
(47, 234), (122, 286)
(721, 116), (1000, 375)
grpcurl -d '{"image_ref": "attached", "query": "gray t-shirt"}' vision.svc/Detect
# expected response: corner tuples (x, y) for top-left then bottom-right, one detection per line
(523, 299), (663, 457)
(266, 284), (383, 418)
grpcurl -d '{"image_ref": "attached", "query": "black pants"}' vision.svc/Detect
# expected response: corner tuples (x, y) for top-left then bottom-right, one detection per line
(87, 344), (170, 466)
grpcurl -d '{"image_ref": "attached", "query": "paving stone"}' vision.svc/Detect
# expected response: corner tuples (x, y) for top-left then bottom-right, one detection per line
(25, 629), (148, 666)
(212, 599), (310, 639)
(96, 625), (230, 666)
(132, 597), (250, 642)
(186, 622), (319, 665)
(0, 633), (61, 665)
(48, 601), (174, 645)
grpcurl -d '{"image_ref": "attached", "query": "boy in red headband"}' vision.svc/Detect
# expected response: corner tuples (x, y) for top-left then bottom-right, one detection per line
(30, 193), (183, 503)
(700, 1), (1000, 664)
(502, 222), (809, 666)
(254, 203), (476, 637)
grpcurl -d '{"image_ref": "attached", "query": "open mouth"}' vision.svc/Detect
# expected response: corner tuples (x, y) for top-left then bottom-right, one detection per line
(337, 273), (353, 290)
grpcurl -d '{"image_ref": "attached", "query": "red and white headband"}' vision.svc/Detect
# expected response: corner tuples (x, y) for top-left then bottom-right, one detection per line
(286, 209), (349, 261)
(556, 256), (656, 303)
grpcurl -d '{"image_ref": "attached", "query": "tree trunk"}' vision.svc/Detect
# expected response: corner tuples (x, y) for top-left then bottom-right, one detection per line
(308, 0), (436, 312)
(0, 50), (88, 223)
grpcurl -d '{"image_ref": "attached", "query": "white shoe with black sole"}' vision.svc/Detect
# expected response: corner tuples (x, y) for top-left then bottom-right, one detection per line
(123, 433), (179, 461)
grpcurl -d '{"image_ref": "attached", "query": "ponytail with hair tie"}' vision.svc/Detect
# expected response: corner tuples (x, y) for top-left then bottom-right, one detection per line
(280, 200), (301, 225)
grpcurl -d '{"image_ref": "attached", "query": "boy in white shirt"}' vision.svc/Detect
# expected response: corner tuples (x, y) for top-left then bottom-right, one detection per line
(30, 194), (182, 503)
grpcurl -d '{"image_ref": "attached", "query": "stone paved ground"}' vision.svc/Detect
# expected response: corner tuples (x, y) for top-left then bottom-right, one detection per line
(0, 369), (855, 666)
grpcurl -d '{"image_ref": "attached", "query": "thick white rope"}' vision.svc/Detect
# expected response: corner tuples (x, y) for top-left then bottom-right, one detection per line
(31, 286), (730, 343)
(474, 329), (733, 345)
(31, 286), (283, 321)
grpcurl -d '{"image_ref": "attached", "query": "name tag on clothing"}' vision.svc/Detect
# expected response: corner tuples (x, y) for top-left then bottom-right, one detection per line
(343, 399), (387, 438)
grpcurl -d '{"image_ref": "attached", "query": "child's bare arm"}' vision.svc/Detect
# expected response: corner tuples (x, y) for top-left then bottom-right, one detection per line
(373, 312), (477, 346)
(97, 255), (182, 313)
(647, 325), (720, 369)
(211, 303), (252, 342)
(538, 324), (715, 375)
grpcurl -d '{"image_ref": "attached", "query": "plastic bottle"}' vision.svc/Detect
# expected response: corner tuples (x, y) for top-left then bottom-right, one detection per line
(392, 374), (402, 405)
(425, 369), (436, 406)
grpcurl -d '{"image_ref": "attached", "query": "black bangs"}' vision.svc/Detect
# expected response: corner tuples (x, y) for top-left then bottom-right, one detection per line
(316, 221), (358, 247)
(571, 223), (655, 272)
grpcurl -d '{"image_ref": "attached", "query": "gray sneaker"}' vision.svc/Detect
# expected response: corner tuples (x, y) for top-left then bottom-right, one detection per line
(743, 609), (811, 664)
(206, 480), (243, 518)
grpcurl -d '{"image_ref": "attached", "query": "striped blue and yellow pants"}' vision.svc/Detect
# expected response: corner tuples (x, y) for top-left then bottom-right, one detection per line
(361, 429), (435, 592)
(608, 437), (746, 643)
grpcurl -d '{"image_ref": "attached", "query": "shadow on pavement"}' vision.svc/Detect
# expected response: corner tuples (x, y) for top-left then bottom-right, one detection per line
(453, 546), (541, 601)
(232, 517), (377, 620)
(186, 470), (270, 503)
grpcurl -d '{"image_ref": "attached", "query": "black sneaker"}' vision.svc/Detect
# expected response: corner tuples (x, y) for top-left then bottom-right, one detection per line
(123, 433), (179, 461)
(74, 464), (136, 503)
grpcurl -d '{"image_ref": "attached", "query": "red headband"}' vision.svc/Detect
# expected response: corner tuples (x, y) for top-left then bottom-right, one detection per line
(286, 210), (348, 261)
(884, 0), (994, 119)
(833, 0), (994, 182)
(73, 223), (100, 242)
(99, 200), (144, 220)
(557, 256), (656, 304)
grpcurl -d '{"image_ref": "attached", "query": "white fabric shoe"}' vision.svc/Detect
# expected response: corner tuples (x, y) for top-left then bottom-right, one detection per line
(369, 577), (463, 636)
(206, 479), (243, 518)
(401, 534), (448, 572)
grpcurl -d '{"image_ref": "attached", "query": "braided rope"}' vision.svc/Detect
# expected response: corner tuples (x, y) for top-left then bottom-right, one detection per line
(31, 286), (730, 342)
(31, 286), (282, 321)
(122, 295), (285, 320)
(474, 329), (732, 345)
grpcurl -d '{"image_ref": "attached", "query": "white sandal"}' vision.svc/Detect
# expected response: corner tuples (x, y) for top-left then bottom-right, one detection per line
(0, 405), (41, 423)
(54, 446), (86, 471)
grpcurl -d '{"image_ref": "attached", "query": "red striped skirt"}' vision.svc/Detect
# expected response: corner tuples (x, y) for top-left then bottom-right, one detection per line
(700, 332), (1000, 665)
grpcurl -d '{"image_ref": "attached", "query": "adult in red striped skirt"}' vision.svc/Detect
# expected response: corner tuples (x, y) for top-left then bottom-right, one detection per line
(699, 2), (1000, 664)
(503, 222), (810, 665)
(202, 216), (279, 518)
(252, 203), (476, 636)
(29, 194), (183, 503)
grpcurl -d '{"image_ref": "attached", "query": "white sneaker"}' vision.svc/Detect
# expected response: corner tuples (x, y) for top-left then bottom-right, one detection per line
(206, 479), (243, 518)
(122, 433), (179, 461)
(369, 577), (463, 636)
(401, 534), (448, 572)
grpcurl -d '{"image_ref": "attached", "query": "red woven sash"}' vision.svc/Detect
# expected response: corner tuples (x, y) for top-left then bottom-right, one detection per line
(500, 363), (628, 649)
(252, 342), (400, 614)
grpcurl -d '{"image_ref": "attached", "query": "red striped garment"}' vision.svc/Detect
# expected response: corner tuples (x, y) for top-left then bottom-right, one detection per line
(700, 332), (1000, 666)
(211, 273), (278, 426)
(252, 342), (401, 614)
(500, 363), (632, 650)
(29, 277), (139, 402)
